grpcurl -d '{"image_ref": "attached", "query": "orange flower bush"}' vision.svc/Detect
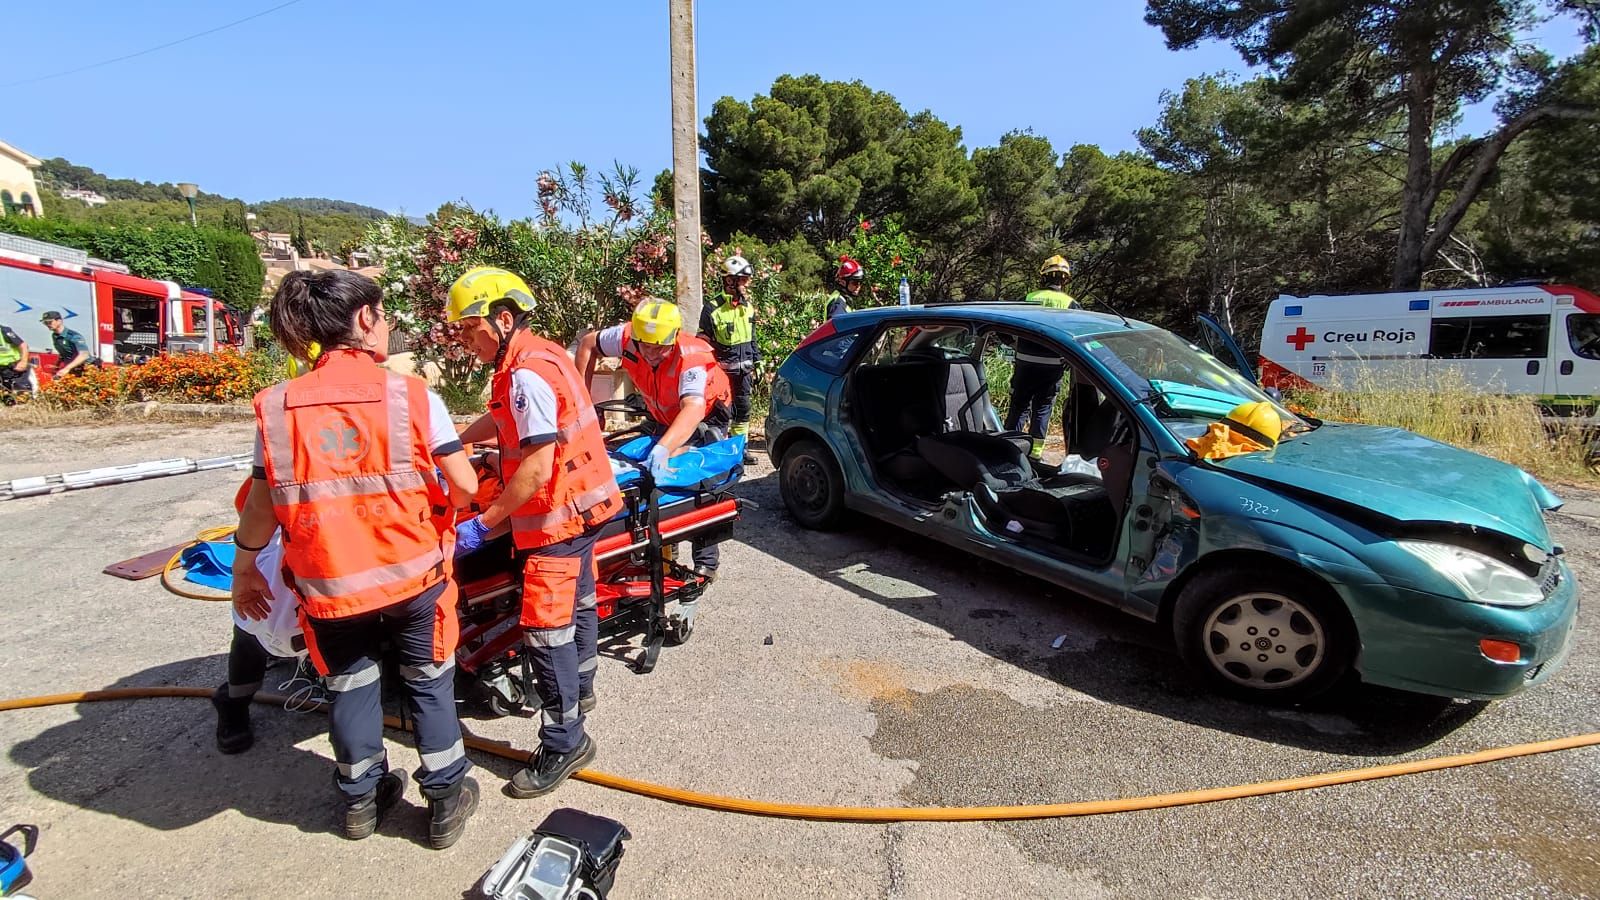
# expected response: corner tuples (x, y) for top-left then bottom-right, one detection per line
(39, 365), (129, 409)
(41, 350), (280, 409)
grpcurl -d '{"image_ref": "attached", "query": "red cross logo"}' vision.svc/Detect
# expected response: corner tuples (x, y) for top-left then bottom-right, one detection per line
(1286, 327), (1316, 351)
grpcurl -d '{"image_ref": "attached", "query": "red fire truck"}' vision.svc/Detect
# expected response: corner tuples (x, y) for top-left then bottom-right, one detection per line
(0, 234), (242, 382)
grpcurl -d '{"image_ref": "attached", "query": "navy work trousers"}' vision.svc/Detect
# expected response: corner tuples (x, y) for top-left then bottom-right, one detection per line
(1005, 361), (1066, 442)
(520, 530), (599, 755)
(306, 582), (470, 800)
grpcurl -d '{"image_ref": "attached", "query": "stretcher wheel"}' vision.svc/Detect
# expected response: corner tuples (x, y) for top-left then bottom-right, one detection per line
(665, 615), (694, 646)
(487, 693), (524, 718)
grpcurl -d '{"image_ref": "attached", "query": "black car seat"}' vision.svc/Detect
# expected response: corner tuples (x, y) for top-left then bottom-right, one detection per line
(852, 356), (1029, 490)
(916, 426), (1118, 551)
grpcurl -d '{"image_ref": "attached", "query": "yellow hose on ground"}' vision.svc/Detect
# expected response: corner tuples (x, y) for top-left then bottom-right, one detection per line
(160, 526), (238, 601)
(1, 687), (1597, 823)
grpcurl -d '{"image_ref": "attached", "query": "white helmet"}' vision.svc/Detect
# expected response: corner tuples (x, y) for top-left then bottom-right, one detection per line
(723, 255), (753, 278)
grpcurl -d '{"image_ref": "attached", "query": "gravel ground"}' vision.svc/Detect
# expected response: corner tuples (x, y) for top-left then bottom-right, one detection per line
(0, 418), (1595, 899)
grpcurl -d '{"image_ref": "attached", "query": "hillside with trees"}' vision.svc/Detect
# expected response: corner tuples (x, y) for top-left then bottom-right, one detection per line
(34, 157), (389, 258)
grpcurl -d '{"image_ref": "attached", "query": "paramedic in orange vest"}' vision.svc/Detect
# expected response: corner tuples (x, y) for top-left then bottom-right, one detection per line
(231, 270), (482, 850)
(575, 299), (734, 579)
(448, 267), (623, 798)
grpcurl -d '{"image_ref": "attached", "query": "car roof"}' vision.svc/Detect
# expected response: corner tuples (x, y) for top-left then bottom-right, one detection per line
(830, 301), (1158, 341)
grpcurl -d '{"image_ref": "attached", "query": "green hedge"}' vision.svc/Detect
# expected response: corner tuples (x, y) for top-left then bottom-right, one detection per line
(0, 217), (264, 309)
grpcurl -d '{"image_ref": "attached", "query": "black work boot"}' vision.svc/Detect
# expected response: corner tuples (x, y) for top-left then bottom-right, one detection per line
(341, 768), (405, 841)
(427, 776), (480, 850)
(211, 684), (254, 755)
(579, 688), (597, 714)
(508, 736), (596, 799)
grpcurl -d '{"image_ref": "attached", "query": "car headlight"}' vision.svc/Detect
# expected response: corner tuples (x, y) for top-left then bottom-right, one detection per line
(1396, 540), (1544, 607)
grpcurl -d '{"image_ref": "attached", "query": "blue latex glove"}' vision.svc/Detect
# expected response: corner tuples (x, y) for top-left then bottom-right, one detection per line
(455, 516), (491, 558)
(434, 466), (449, 500)
(647, 444), (674, 479)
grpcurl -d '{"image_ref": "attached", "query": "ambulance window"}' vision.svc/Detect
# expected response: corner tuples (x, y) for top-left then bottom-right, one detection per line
(1567, 314), (1600, 360)
(1428, 315), (1550, 359)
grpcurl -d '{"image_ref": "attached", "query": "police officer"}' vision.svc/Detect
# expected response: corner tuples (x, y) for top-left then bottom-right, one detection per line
(701, 255), (759, 461)
(576, 300), (733, 580)
(0, 323), (30, 394)
(1007, 256), (1076, 458)
(40, 311), (97, 377)
(232, 270), (482, 849)
(826, 257), (864, 321)
(448, 267), (623, 799)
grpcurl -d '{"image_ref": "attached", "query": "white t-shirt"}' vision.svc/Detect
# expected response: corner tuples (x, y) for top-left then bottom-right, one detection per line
(252, 388), (462, 474)
(597, 324), (707, 399)
(508, 369), (560, 447)
(231, 532), (302, 659)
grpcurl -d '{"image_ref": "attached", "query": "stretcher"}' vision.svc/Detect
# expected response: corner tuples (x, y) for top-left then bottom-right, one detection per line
(452, 412), (743, 715)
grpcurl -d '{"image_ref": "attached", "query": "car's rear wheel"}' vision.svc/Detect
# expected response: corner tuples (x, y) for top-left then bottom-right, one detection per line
(779, 438), (847, 530)
(1172, 567), (1353, 704)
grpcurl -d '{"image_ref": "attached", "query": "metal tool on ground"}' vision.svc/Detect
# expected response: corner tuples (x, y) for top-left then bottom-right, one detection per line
(480, 808), (631, 900)
(1, 453), (251, 501)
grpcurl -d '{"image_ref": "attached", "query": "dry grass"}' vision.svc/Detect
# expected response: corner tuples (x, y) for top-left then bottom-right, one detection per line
(0, 402), (252, 430)
(1287, 369), (1595, 487)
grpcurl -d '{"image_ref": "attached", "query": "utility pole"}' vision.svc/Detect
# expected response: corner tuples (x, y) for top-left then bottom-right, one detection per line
(669, 0), (703, 333)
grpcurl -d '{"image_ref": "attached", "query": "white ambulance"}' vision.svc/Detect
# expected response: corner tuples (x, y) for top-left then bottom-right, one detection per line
(1256, 283), (1600, 409)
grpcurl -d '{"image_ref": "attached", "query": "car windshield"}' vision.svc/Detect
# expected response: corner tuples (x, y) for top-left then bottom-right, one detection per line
(1077, 328), (1311, 439)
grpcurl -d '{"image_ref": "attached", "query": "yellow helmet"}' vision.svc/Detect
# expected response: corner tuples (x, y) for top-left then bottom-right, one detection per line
(1040, 255), (1072, 279)
(630, 299), (683, 346)
(446, 267), (535, 323)
(1223, 401), (1283, 449)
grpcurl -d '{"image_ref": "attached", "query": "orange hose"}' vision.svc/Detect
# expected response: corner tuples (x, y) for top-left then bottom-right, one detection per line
(2, 686), (1597, 823)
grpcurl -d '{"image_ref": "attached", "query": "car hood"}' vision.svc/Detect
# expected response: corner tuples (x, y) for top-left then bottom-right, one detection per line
(1211, 422), (1561, 549)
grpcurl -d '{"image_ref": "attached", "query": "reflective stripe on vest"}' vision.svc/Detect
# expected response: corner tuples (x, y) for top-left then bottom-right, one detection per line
(710, 302), (755, 347)
(491, 330), (623, 549)
(0, 337), (19, 367)
(256, 351), (448, 617)
(1015, 350), (1066, 366)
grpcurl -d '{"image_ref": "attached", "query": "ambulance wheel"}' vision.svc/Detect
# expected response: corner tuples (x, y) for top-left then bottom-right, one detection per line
(780, 438), (847, 530)
(665, 615), (695, 645)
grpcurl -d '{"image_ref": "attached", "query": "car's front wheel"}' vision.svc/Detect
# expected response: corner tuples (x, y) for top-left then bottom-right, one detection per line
(1172, 567), (1353, 704)
(779, 437), (848, 530)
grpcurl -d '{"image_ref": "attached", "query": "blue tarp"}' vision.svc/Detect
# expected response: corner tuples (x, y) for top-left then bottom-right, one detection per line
(181, 540), (236, 590)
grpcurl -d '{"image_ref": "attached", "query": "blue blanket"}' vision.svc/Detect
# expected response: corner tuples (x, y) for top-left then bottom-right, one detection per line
(610, 434), (746, 495)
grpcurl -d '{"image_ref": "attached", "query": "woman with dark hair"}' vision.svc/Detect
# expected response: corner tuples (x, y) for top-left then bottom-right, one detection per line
(229, 270), (482, 849)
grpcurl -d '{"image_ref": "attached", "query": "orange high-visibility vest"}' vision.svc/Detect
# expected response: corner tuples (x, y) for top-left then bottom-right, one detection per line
(255, 350), (452, 619)
(490, 329), (623, 550)
(618, 326), (733, 426)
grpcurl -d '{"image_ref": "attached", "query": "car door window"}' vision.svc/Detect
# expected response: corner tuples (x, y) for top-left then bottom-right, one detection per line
(799, 330), (864, 374)
(857, 323), (975, 367)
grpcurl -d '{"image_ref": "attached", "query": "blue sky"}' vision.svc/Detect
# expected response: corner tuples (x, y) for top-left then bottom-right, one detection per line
(6, 1), (1587, 219)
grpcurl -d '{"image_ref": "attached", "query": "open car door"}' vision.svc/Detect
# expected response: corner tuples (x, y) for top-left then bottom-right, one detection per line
(1195, 313), (1257, 385)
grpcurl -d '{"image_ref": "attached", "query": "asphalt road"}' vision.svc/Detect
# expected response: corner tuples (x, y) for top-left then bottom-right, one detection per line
(0, 418), (1595, 899)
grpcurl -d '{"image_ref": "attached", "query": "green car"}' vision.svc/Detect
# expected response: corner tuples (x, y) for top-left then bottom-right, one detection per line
(764, 303), (1578, 703)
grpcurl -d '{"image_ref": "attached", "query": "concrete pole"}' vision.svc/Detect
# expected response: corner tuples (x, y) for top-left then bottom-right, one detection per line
(669, 0), (703, 334)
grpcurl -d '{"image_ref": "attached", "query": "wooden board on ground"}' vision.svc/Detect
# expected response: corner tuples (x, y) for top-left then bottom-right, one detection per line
(103, 544), (187, 581)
